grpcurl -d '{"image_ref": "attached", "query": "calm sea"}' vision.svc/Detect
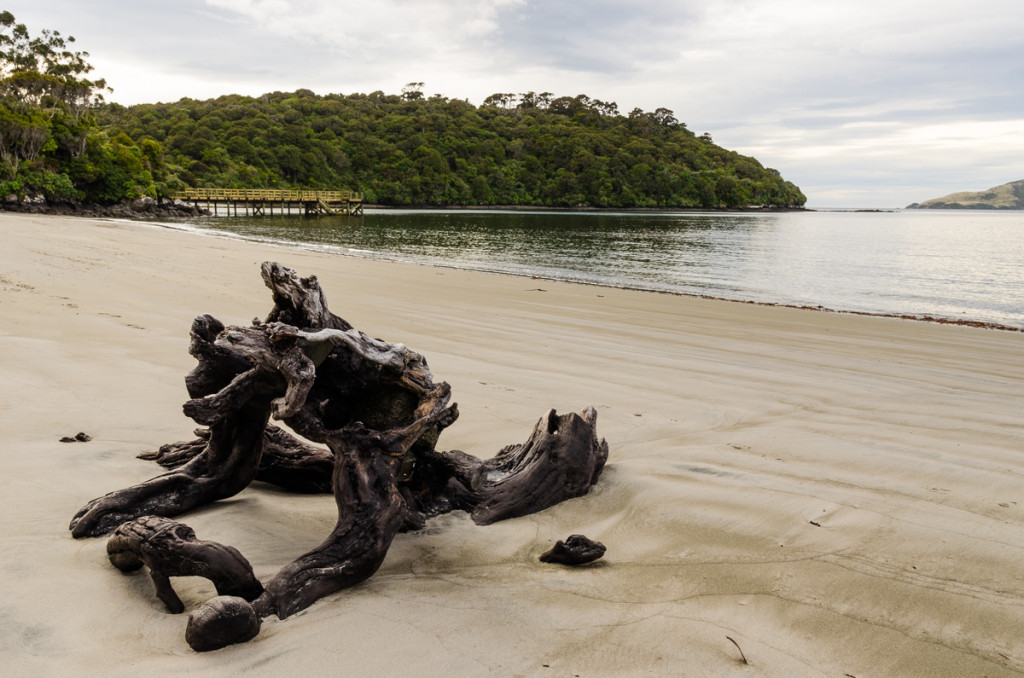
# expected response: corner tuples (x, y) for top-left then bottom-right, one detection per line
(165, 209), (1024, 330)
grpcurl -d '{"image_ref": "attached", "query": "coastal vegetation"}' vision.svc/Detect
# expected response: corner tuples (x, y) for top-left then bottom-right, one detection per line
(97, 86), (806, 209)
(2, 12), (806, 209)
(908, 179), (1024, 209)
(0, 11), (158, 205)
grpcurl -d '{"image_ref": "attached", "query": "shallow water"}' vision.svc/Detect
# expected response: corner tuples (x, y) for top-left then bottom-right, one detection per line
(168, 208), (1024, 329)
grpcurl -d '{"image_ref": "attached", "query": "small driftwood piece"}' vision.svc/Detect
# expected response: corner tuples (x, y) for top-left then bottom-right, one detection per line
(539, 534), (607, 565)
(107, 516), (263, 614)
(71, 262), (609, 651)
(186, 596), (261, 652)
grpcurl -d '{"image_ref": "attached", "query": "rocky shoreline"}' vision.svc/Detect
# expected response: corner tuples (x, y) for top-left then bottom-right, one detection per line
(1, 196), (208, 219)
(5, 195), (810, 220)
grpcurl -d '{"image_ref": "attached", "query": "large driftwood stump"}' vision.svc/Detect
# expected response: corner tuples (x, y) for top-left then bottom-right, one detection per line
(70, 262), (609, 651)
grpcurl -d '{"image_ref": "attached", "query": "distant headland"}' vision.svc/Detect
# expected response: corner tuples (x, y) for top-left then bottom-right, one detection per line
(907, 179), (1024, 210)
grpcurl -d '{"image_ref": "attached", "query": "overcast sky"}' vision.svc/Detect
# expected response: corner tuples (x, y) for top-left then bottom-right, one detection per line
(7, 0), (1022, 206)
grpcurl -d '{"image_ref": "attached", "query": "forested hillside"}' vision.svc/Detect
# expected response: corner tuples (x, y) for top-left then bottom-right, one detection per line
(98, 87), (806, 209)
(2, 10), (804, 209)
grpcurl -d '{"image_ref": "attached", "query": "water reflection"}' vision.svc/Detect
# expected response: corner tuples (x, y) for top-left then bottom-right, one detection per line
(174, 209), (1024, 328)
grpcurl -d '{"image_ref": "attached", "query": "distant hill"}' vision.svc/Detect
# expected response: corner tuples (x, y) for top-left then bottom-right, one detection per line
(908, 180), (1024, 209)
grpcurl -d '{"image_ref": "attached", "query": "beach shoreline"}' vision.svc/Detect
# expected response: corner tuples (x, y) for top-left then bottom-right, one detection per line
(2, 212), (1023, 677)
(133, 214), (1024, 333)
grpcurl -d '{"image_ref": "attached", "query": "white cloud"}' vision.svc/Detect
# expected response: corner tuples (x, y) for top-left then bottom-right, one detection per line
(724, 117), (1024, 207)
(2, 0), (1022, 205)
(203, 0), (524, 55)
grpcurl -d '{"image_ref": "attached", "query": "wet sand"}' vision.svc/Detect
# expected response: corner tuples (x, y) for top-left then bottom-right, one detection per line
(2, 213), (1022, 676)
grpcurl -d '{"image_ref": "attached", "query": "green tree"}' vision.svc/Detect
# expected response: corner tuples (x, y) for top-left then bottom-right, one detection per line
(0, 11), (160, 204)
(93, 84), (806, 209)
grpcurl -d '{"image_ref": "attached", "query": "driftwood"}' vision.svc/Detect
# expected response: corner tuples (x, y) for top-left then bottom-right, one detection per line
(539, 534), (607, 565)
(186, 596), (261, 652)
(107, 516), (263, 613)
(139, 408), (609, 522)
(469, 407), (608, 525)
(140, 425), (335, 494)
(70, 262), (608, 651)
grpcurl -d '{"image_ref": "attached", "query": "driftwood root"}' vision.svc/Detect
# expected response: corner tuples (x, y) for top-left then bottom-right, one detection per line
(72, 262), (610, 651)
(140, 425), (335, 494)
(107, 516), (263, 613)
(470, 407), (608, 525)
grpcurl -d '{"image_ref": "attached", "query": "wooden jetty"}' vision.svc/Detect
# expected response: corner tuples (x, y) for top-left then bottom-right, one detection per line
(173, 188), (363, 216)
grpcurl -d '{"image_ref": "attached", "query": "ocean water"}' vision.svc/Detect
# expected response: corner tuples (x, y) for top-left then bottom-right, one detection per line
(167, 208), (1024, 329)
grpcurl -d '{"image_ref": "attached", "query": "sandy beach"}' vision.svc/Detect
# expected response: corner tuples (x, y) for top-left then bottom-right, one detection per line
(2, 212), (1022, 677)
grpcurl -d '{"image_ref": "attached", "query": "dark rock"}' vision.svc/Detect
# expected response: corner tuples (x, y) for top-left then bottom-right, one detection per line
(539, 534), (606, 565)
(60, 432), (92, 443)
(0, 198), (209, 219)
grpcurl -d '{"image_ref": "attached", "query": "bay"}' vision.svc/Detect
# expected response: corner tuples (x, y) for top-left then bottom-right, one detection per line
(167, 208), (1024, 330)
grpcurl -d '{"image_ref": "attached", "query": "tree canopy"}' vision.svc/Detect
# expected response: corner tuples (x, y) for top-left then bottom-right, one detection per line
(0, 11), (166, 204)
(100, 89), (805, 208)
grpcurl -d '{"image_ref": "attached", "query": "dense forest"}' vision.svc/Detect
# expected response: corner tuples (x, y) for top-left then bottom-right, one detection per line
(2, 12), (805, 209)
(98, 86), (806, 208)
(0, 11), (158, 205)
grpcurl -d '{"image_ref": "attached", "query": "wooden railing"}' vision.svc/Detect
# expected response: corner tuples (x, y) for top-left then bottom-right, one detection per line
(173, 188), (362, 202)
